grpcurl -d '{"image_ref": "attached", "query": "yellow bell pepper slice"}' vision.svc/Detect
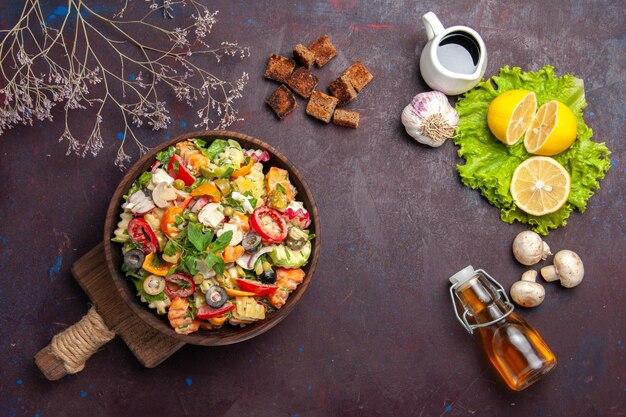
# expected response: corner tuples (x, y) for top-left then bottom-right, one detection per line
(142, 253), (172, 276)
(225, 287), (256, 297)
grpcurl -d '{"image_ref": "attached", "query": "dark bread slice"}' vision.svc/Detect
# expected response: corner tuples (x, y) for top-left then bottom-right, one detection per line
(287, 67), (318, 99)
(306, 91), (338, 123)
(264, 54), (296, 83)
(332, 109), (359, 129)
(342, 60), (373, 91)
(328, 75), (357, 106)
(266, 85), (297, 119)
(293, 44), (315, 70)
(308, 35), (337, 68)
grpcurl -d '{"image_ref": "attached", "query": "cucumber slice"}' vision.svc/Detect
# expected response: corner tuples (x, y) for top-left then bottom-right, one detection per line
(270, 241), (311, 268)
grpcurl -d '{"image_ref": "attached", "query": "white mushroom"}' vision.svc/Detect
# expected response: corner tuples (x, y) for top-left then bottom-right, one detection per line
(510, 270), (545, 307)
(152, 182), (178, 208)
(512, 231), (552, 266)
(541, 250), (584, 288)
(198, 203), (225, 229)
(148, 168), (174, 190)
(217, 222), (244, 246)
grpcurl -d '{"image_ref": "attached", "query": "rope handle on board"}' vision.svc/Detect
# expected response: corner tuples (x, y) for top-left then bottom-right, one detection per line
(35, 307), (115, 380)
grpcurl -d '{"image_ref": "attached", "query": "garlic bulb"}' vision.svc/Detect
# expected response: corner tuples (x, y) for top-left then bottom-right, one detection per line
(401, 91), (459, 147)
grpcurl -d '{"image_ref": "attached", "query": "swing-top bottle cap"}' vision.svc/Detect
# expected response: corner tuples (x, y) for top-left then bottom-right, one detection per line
(449, 265), (476, 286)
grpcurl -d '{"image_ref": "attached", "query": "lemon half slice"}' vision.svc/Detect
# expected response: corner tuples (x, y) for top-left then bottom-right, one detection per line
(524, 100), (578, 156)
(487, 89), (537, 145)
(510, 156), (571, 216)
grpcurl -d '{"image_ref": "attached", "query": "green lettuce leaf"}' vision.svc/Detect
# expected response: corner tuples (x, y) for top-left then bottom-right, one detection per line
(454, 66), (611, 235)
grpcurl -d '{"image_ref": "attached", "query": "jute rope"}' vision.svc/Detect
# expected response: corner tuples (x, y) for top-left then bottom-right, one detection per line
(50, 307), (115, 374)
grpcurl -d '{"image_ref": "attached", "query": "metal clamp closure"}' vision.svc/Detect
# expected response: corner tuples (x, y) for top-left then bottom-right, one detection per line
(449, 269), (514, 334)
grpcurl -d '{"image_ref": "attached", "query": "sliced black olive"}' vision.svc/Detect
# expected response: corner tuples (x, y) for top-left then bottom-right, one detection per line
(124, 249), (145, 270)
(205, 286), (227, 308)
(260, 269), (276, 284)
(242, 232), (262, 253)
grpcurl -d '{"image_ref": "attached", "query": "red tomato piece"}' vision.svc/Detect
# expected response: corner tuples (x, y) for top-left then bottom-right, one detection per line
(164, 273), (196, 298)
(236, 278), (278, 296)
(128, 218), (159, 254)
(167, 154), (195, 186)
(249, 206), (288, 243)
(196, 303), (235, 320)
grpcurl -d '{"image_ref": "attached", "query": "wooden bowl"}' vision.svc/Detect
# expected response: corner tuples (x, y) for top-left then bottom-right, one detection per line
(103, 130), (321, 346)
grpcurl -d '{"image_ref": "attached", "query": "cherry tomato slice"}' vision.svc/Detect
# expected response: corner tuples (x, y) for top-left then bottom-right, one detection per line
(249, 206), (288, 243)
(128, 218), (159, 254)
(196, 303), (235, 320)
(167, 154), (195, 186)
(236, 278), (278, 296)
(164, 273), (196, 298)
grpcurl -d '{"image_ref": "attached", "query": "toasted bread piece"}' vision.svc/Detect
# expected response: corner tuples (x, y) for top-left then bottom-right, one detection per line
(287, 67), (318, 99)
(306, 91), (338, 123)
(332, 109), (359, 129)
(264, 54), (296, 83)
(328, 75), (358, 106)
(308, 35), (337, 68)
(342, 60), (373, 91)
(293, 44), (315, 70)
(266, 85), (297, 119)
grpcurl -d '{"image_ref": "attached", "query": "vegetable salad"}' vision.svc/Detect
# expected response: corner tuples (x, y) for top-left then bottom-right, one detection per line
(112, 138), (313, 334)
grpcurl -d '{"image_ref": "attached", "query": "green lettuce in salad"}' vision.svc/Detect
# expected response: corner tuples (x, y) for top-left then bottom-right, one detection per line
(454, 66), (611, 235)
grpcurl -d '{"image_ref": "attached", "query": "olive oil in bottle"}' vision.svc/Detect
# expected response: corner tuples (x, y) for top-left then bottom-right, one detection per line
(449, 266), (557, 391)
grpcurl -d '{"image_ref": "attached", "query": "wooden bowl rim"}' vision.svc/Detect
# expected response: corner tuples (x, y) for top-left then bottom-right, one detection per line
(103, 130), (321, 346)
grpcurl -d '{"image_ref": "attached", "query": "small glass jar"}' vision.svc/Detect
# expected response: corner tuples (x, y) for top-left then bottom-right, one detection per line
(449, 266), (557, 391)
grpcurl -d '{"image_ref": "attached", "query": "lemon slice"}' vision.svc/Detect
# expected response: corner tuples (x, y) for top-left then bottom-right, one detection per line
(487, 89), (537, 145)
(510, 156), (571, 216)
(524, 100), (577, 156)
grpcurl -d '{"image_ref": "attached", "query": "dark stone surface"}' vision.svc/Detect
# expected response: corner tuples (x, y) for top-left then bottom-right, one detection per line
(0, 1), (624, 416)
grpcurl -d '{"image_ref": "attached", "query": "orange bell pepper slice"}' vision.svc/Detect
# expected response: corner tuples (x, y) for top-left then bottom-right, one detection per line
(230, 212), (250, 232)
(190, 182), (221, 202)
(222, 245), (245, 263)
(231, 158), (254, 179)
(161, 206), (184, 238)
(179, 195), (193, 209)
(208, 316), (229, 326)
(142, 253), (173, 276)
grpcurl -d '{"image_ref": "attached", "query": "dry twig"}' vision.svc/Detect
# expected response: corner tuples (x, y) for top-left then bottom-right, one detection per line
(0, 0), (250, 168)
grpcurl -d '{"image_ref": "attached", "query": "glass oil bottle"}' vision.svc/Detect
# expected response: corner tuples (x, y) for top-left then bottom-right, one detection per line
(449, 266), (557, 391)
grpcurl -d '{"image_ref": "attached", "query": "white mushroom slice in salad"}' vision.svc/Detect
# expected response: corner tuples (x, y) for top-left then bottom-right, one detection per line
(217, 223), (243, 246)
(152, 182), (178, 208)
(198, 203), (225, 229)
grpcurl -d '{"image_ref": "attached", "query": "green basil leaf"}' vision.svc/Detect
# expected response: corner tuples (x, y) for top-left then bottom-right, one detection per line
(155, 146), (176, 165)
(183, 255), (199, 275)
(205, 252), (225, 275)
(210, 230), (233, 253)
(163, 240), (178, 257)
(187, 223), (205, 251)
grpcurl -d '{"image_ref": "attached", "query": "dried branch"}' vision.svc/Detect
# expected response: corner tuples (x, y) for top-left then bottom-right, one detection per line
(0, 0), (250, 169)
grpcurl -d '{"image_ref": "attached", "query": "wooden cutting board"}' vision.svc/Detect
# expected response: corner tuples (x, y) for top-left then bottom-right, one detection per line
(35, 244), (184, 380)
